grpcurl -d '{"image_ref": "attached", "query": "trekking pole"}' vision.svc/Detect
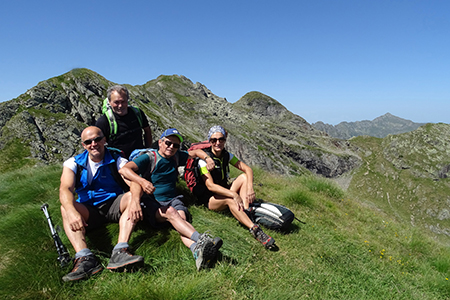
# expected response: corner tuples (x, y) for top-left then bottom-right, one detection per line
(41, 203), (72, 268)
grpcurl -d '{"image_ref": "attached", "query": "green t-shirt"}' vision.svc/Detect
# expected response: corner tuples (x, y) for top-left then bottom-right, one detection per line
(133, 149), (188, 202)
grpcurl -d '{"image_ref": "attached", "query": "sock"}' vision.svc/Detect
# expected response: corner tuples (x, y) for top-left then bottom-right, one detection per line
(113, 242), (129, 251)
(190, 242), (197, 255)
(190, 231), (200, 242)
(75, 248), (93, 259)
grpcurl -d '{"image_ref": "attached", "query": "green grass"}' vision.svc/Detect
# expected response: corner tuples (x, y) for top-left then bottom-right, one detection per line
(1, 165), (450, 299)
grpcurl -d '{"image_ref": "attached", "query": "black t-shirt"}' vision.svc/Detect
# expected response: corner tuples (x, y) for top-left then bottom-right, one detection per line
(95, 108), (149, 159)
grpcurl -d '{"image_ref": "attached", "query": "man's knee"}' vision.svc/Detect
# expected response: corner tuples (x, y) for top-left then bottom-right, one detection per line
(163, 206), (179, 220)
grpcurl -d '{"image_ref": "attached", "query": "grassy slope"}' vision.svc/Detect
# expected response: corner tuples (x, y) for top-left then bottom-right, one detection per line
(347, 134), (450, 245)
(0, 165), (449, 300)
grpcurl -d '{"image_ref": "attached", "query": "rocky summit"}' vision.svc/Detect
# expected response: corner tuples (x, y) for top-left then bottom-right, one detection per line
(0, 68), (360, 177)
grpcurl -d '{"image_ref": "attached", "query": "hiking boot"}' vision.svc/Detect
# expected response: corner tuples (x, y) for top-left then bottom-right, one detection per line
(107, 248), (144, 272)
(193, 232), (220, 271)
(62, 255), (103, 282)
(250, 225), (275, 249)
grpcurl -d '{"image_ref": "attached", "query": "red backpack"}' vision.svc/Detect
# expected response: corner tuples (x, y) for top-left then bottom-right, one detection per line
(184, 141), (211, 192)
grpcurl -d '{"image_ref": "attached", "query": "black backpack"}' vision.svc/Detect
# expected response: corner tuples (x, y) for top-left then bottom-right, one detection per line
(247, 202), (303, 231)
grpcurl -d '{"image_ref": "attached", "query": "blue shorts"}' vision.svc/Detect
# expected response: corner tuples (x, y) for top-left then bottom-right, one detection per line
(141, 194), (190, 228)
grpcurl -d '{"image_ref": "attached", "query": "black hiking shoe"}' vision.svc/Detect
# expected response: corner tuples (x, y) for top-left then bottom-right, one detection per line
(107, 248), (144, 272)
(250, 224), (275, 249)
(62, 255), (103, 282)
(193, 232), (220, 271)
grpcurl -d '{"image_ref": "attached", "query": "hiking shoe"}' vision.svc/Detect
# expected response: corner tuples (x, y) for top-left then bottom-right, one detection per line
(212, 236), (223, 251)
(193, 232), (219, 271)
(107, 248), (144, 272)
(250, 225), (275, 249)
(62, 255), (103, 282)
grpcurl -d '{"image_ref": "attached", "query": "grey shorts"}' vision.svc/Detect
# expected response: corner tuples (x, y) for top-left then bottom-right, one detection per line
(84, 194), (124, 230)
(140, 194), (189, 228)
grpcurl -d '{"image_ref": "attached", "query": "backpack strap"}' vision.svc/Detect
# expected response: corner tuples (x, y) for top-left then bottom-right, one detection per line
(105, 107), (118, 136)
(107, 148), (130, 192)
(103, 97), (144, 140)
(130, 106), (144, 128)
(73, 148), (129, 192)
(75, 163), (83, 189)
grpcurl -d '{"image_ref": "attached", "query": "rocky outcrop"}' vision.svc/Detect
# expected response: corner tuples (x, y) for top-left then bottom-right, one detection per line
(0, 69), (361, 177)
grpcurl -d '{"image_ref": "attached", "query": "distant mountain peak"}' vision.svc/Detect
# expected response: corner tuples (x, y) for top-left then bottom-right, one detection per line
(312, 113), (427, 139)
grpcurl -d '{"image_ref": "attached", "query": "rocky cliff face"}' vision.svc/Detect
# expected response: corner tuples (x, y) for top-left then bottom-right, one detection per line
(313, 113), (426, 139)
(0, 68), (360, 177)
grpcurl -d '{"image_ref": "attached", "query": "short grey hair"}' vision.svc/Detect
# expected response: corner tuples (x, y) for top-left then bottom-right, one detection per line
(107, 85), (129, 101)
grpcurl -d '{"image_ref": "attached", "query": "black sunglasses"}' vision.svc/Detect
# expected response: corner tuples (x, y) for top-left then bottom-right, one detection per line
(82, 136), (104, 145)
(164, 140), (180, 149)
(210, 137), (226, 144)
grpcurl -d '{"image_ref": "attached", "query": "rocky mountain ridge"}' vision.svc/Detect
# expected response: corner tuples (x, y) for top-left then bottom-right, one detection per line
(312, 113), (427, 139)
(0, 68), (360, 177)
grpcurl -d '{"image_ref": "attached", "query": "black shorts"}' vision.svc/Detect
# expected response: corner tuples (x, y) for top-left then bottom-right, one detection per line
(140, 194), (190, 228)
(83, 194), (124, 230)
(192, 184), (215, 207)
(192, 182), (231, 207)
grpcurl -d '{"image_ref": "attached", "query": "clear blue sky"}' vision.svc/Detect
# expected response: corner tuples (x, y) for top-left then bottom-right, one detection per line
(1, 0), (449, 125)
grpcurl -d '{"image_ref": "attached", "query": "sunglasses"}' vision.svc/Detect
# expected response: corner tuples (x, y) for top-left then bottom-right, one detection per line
(210, 137), (226, 144)
(164, 140), (180, 149)
(82, 136), (104, 145)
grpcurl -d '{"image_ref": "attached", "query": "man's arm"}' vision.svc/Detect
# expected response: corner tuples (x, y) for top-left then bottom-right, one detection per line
(59, 167), (87, 231)
(188, 149), (215, 171)
(119, 161), (155, 195)
(143, 126), (153, 148)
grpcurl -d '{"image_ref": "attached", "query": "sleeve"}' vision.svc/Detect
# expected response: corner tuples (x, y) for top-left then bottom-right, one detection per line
(229, 153), (239, 166)
(63, 157), (77, 173)
(95, 115), (110, 141)
(132, 152), (151, 175)
(198, 159), (209, 176)
(117, 156), (129, 170)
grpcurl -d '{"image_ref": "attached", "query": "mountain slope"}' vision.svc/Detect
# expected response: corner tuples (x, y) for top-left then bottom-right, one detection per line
(0, 69), (360, 177)
(348, 123), (450, 241)
(313, 113), (427, 139)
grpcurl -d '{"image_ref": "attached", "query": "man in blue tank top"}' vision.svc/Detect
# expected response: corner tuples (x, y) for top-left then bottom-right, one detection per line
(59, 126), (144, 282)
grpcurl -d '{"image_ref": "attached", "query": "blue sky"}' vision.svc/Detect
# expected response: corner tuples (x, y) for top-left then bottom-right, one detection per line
(1, 0), (449, 125)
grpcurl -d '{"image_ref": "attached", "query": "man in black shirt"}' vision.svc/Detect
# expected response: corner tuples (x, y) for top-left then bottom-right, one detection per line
(96, 85), (152, 158)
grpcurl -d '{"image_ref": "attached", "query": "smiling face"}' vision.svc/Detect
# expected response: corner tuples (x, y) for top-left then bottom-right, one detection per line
(209, 132), (226, 156)
(81, 126), (106, 162)
(158, 135), (181, 158)
(109, 90), (129, 116)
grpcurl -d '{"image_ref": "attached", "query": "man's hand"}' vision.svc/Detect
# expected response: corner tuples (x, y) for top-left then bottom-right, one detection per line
(140, 179), (155, 194)
(67, 209), (87, 232)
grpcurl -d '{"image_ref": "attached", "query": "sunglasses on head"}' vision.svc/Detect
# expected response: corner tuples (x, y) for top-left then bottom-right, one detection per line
(164, 140), (180, 149)
(82, 136), (104, 145)
(210, 137), (226, 144)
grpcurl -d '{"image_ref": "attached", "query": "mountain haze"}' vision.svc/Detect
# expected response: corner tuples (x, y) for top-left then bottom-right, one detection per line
(312, 113), (427, 139)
